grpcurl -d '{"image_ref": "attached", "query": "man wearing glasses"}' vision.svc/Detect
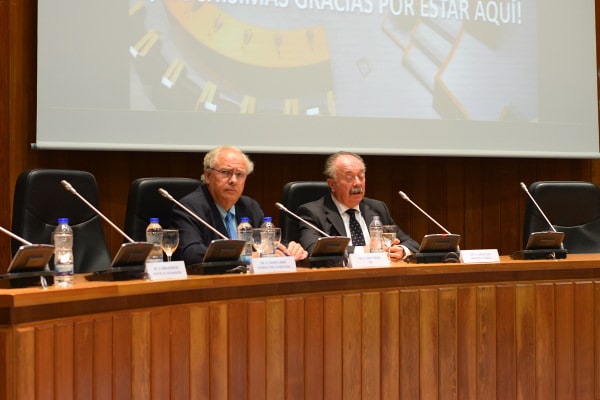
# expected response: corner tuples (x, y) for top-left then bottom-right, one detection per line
(296, 151), (419, 261)
(171, 145), (308, 265)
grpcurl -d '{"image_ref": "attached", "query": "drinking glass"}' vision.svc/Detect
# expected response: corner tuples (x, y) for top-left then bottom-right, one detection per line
(252, 228), (281, 257)
(382, 225), (398, 247)
(161, 229), (179, 262)
(252, 228), (265, 256)
(271, 228), (282, 249)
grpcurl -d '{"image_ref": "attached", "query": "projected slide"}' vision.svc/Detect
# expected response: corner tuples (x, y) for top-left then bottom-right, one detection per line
(129, 0), (537, 121)
(37, 0), (596, 156)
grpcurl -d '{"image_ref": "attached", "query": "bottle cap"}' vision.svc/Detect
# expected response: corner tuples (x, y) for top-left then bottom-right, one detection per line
(240, 217), (249, 223)
(263, 217), (272, 222)
(149, 217), (159, 223)
(57, 217), (69, 224)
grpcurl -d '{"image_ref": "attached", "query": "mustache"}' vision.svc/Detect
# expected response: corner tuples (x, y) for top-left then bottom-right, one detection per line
(349, 186), (364, 195)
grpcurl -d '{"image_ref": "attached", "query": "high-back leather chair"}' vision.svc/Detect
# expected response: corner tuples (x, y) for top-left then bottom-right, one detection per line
(11, 169), (111, 273)
(124, 177), (201, 241)
(279, 181), (330, 243)
(523, 181), (600, 253)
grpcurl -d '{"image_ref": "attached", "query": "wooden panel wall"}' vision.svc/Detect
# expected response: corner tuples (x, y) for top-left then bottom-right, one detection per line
(1, 0), (599, 268)
(3, 280), (599, 399)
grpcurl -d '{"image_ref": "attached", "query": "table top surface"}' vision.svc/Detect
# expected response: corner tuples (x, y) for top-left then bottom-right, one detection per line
(2, 254), (600, 302)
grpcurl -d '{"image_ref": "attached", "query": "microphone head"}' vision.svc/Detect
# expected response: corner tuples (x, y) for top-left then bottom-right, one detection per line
(274, 202), (286, 211)
(158, 188), (173, 200)
(61, 180), (75, 193)
(519, 182), (528, 191)
(398, 191), (409, 200)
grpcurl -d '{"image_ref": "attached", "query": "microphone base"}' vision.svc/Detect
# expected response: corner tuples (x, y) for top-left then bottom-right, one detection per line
(304, 255), (348, 268)
(85, 265), (146, 281)
(511, 248), (568, 260)
(412, 251), (460, 264)
(0, 270), (55, 288)
(187, 261), (250, 275)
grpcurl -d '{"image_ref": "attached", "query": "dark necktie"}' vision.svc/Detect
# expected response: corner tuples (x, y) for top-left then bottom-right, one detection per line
(224, 212), (237, 239)
(346, 209), (365, 246)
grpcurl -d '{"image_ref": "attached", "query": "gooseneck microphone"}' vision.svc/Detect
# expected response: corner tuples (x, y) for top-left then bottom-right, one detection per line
(61, 179), (136, 243)
(0, 225), (33, 246)
(158, 188), (228, 240)
(275, 202), (331, 238)
(519, 182), (557, 232)
(398, 191), (452, 234)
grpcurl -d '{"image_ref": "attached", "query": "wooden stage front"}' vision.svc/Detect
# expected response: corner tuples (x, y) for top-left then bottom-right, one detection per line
(1, 255), (599, 399)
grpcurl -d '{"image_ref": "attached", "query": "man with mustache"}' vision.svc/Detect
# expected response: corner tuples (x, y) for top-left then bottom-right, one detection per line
(296, 151), (419, 261)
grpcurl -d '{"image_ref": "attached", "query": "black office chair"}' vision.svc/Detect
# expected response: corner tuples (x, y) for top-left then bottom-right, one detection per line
(123, 177), (201, 241)
(279, 181), (330, 243)
(11, 169), (111, 273)
(523, 181), (600, 253)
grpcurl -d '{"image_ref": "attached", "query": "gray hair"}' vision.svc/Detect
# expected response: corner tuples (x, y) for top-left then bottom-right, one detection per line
(323, 151), (366, 179)
(201, 145), (254, 182)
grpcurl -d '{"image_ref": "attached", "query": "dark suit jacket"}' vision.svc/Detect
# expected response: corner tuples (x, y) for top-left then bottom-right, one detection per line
(170, 183), (264, 265)
(297, 195), (420, 254)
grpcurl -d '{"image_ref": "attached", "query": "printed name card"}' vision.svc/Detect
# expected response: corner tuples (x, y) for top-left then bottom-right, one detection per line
(251, 256), (297, 274)
(145, 261), (188, 281)
(348, 252), (390, 268)
(459, 249), (500, 264)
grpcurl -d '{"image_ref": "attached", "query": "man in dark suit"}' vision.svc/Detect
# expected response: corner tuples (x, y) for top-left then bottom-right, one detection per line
(171, 145), (307, 265)
(297, 151), (419, 261)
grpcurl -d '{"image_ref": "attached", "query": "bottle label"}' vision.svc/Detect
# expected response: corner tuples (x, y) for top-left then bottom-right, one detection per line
(55, 263), (74, 275)
(243, 243), (253, 257)
(146, 229), (163, 244)
(53, 233), (73, 249)
(146, 244), (164, 262)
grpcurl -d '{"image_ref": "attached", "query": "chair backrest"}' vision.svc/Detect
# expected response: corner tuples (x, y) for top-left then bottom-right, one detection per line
(279, 181), (330, 243)
(124, 177), (201, 241)
(11, 169), (111, 273)
(523, 181), (600, 253)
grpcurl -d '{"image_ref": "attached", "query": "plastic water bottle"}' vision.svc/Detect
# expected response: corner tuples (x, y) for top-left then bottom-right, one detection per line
(369, 215), (384, 252)
(145, 218), (164, 263)
(237, 217), (253, 263)
(52, 217), (74, 287)
(260, 217), (276, 257)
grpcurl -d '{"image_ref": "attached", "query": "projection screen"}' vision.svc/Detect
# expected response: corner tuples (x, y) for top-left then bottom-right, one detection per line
(36, 0), (599, 157)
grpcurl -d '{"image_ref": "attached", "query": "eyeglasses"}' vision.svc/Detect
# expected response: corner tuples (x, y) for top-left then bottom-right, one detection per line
(208, 167), (247, 180)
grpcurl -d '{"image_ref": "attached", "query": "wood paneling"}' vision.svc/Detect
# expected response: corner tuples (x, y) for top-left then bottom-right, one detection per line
(0, 0), (599, 272)
(1, 258), (599, 399)
(0, 0), (9, 265)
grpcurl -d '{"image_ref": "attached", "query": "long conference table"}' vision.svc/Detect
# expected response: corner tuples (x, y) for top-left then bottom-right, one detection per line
(1, 255), (600, 400)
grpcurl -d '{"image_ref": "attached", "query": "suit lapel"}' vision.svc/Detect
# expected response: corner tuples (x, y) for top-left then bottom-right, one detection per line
(201, 184), (229, 238)
(360, 201), (377, 226)
(212, 209), (229, 239)
(323, 196), (346, 236)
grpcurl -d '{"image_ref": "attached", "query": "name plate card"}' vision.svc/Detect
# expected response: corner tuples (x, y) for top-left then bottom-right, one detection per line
(251, 256), (297, 274)
(459, 249), (500, 264)
(348, 252), (390, 268)
(145, 261), (188, 281)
